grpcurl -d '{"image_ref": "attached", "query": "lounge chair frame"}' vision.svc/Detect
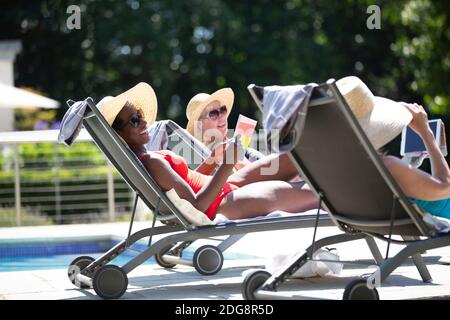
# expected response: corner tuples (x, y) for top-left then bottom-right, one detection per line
(67, 95), (386, 299)
(66, 97), (349, 298)
(243, 80), (450, 300)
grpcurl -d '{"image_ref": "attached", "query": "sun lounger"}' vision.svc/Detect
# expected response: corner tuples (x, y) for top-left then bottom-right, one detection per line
(61, 96), (348, 299)
(60, 93), (375, 299)
(242, 80), (450, 300)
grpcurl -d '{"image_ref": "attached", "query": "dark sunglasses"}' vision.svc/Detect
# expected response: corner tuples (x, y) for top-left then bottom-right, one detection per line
(121, 109), (144, 130)
(205, 105), (227, 120)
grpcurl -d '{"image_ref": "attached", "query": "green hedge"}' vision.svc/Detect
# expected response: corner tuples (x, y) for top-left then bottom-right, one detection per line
(0, 208), (54, 227)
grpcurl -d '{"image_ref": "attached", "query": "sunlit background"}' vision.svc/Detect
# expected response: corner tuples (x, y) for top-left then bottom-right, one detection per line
(0, 0), (449, 226)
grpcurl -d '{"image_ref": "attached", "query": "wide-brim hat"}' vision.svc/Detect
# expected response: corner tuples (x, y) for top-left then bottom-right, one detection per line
(186, 88), (234, 135)
(336, 76), (412, 150)
(97, 82), (157, 127)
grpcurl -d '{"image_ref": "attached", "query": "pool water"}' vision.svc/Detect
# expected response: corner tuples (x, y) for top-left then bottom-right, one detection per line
(0, 238), (187, 272)
(0, 238), (254, 272)
(0, 251), (156, 272)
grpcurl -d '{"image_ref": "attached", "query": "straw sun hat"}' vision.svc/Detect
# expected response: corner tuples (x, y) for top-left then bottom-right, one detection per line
(336, 76), (412, 150)
(97, 82), (158, 127)
(186, 88), (234, 135)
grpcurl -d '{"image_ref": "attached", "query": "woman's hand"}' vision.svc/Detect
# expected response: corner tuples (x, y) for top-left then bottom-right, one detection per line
(399, 102), (430, 136)
(209, 141), (227, 165)
(223, 135), (245, 166)
(234, 158), (251, 171)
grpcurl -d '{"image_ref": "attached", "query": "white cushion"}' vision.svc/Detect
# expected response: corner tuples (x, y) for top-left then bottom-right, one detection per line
(165, 189), (214, 226)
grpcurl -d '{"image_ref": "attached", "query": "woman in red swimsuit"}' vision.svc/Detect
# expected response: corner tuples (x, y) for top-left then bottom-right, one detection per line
(99, 83), (318, 220)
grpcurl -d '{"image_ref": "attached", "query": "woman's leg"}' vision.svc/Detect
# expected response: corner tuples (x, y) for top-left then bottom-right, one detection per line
(227, 153), (300, 187)
(217, 181), (318, 220)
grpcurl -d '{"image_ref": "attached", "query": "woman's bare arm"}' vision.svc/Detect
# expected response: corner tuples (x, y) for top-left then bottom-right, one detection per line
(143, 139), (242, 212)
(383, 103), (450, 200)
(195, 138), (247, 175)
(384, 156), (450, 200)
(195, 156), (218, 175)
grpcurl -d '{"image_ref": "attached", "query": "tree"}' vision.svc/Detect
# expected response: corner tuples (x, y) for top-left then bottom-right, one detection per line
(1, 0), (448, 129)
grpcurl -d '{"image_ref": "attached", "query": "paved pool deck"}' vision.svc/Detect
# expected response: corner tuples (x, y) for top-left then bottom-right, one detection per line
(0, 221), (450, 300)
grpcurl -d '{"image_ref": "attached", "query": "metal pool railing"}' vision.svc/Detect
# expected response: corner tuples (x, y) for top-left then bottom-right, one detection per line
(0, 129), (140, 226)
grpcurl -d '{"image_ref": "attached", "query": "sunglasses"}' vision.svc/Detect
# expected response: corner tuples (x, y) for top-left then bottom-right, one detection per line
(204, 105), (227, 120)
(121, 109), (144, 130)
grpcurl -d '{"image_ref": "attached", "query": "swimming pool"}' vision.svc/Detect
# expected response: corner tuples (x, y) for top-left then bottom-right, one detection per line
(0, 237), (254, 272)
(0, 252), (154, 272)
(0, 237), (151, 272)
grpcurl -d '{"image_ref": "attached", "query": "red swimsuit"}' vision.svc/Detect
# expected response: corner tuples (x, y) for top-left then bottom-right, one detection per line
(139, 150), (239, 220)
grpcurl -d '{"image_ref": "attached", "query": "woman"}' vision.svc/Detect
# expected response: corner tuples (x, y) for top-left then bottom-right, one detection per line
(336, 76), (450, 219)
(99, 82), (318, 220)
(384, 102), (450, 214)
(185, 88), (264, 174)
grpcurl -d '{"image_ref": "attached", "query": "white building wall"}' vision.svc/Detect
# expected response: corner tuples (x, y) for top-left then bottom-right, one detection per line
(0, 40), (22, 132)
(0, 60), (15, 131)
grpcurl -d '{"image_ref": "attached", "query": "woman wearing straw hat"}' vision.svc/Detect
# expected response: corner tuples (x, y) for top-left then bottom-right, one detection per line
(98, 82), (318, 221)
(186, 88), (264, 174)
(336, 76), (450, 221)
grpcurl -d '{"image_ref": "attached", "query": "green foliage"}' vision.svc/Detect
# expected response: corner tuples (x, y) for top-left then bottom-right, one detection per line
(386, 0), (450, 114)
(14, 108), (57, 131)
(0, 208), (54, 227)
(1, 0), (448, 128)
(17, 142), (106, 170)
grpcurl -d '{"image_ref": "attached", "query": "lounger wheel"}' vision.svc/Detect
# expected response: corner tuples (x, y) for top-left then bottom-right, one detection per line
(155, 244), (177, 269)
(93, 265), (128, 299)
(192, 245), (223, 276)
(67, 255), (95, 288)
(343, 279), (379, 300)
(242, 270), (271, 300)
